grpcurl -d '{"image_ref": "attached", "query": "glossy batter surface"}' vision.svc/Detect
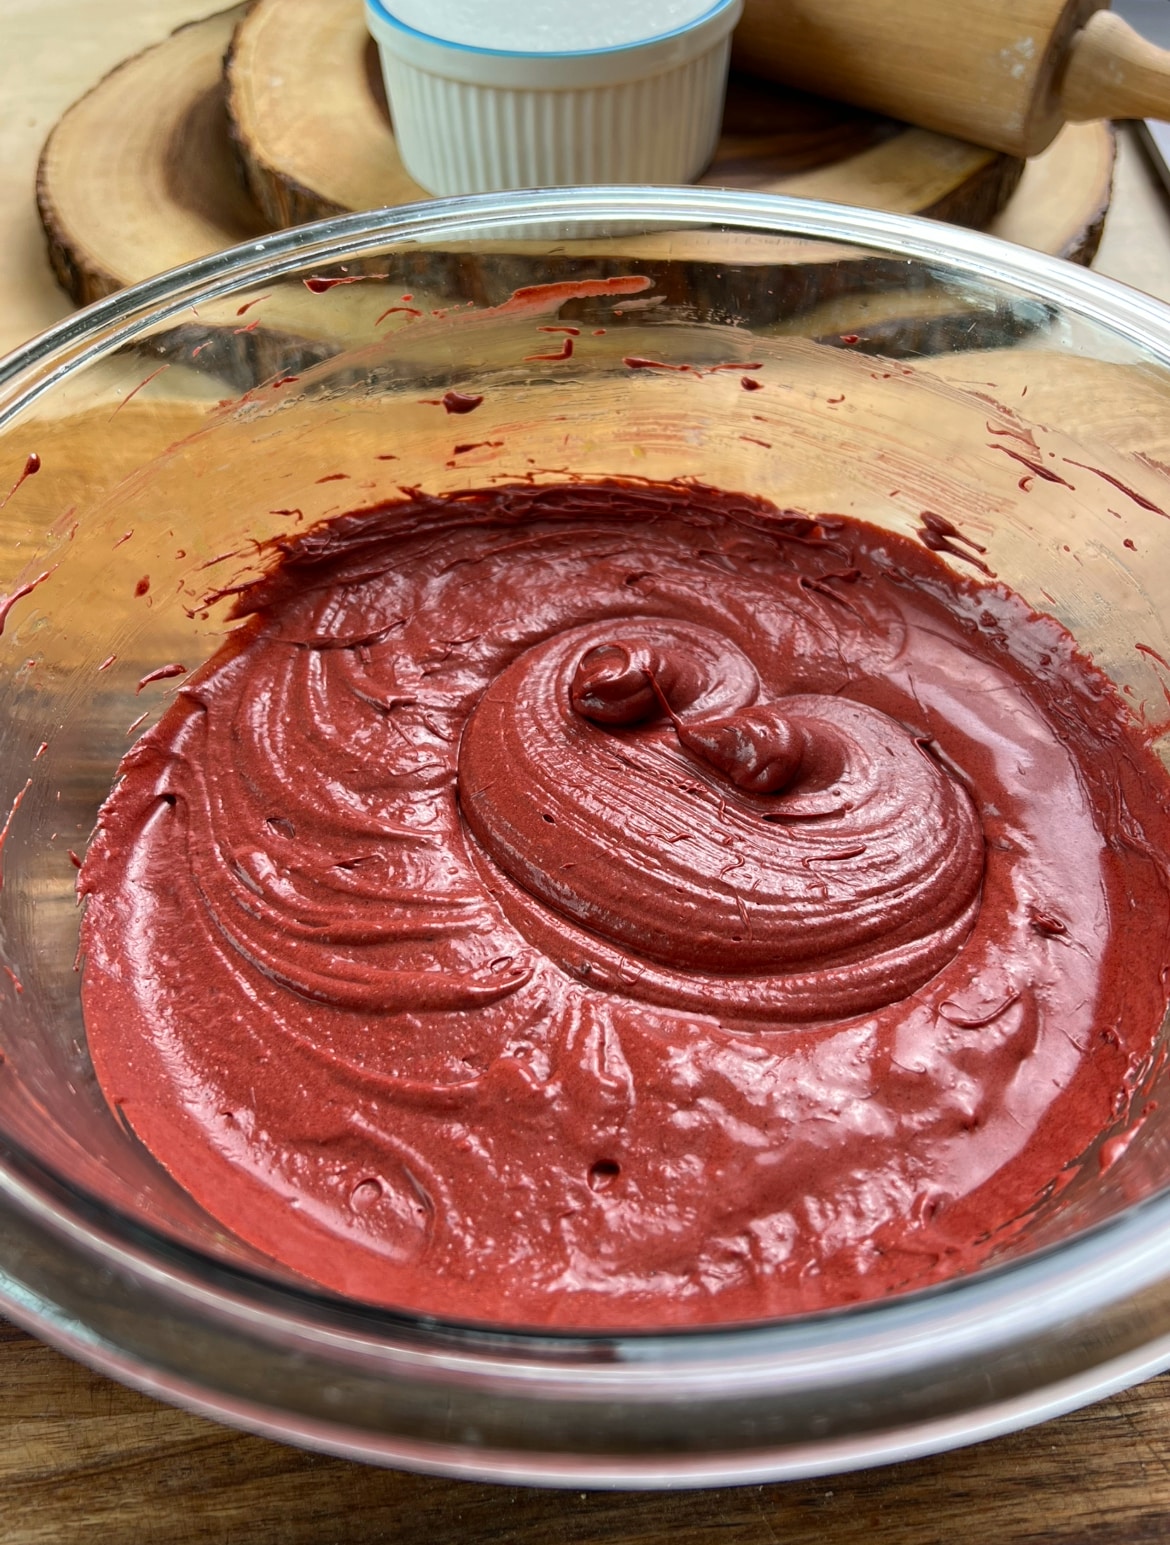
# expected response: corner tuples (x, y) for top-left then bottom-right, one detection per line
(79, 481), (1170, 1327)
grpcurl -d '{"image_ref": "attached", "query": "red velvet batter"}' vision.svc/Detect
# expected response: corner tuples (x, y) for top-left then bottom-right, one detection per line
(79, 480), (1170, 1328)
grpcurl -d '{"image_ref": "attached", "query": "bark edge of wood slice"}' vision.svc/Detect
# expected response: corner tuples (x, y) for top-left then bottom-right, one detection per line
(37, 4), (268, 309)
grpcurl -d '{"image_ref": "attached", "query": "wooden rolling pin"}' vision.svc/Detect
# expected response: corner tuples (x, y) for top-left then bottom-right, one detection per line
(732, 0), (1170, 156)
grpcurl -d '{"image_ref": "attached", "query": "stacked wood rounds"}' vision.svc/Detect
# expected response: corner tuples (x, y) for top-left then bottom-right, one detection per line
(37, 0), (1116, 307)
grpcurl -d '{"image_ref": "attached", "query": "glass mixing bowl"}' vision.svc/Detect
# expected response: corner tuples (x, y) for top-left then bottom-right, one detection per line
(3, 188), (1170, 1487)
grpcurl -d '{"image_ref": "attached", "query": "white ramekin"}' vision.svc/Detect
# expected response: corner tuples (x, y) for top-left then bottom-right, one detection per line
(364, 0), (743, 197)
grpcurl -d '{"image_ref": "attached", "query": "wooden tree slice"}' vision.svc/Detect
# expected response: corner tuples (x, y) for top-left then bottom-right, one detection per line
(226, 0), (1024, 232)
(988, 120), (1116, 263)
(226, 0), (428, 225)
(37, 6), (269, 308)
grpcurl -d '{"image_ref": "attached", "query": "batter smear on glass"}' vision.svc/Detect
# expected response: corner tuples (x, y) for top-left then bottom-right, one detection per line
(78, 480), (1170, 1327)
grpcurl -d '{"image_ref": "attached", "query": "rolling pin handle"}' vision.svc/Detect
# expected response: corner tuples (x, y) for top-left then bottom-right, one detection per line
(1061, 8), (1170, 125)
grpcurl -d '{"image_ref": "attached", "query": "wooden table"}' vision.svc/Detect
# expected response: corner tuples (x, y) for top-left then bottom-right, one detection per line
(6, 5), (1170, 1540)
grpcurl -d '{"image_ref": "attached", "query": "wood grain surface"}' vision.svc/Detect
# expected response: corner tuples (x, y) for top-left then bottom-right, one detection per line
(0, 0), (228, 358)
(6, 3), (1170, 1541)
(4, 1309), (1170, 1544)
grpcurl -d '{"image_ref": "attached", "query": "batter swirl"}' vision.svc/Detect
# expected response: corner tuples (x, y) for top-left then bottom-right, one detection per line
(459, 617), (984, 1017)
(79, 480), (1170, 1327)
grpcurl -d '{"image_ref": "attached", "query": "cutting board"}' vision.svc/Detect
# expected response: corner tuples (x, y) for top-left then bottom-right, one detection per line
(36, 1), (1116, 308)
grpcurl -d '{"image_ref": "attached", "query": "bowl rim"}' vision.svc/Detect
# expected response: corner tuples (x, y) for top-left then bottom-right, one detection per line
(4, 185), (1170, 1481)
(7, 186), (1170, 415)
